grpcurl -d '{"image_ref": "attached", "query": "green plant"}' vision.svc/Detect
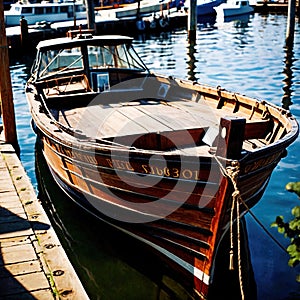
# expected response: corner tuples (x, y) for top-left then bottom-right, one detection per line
(271, 181), (300, 282)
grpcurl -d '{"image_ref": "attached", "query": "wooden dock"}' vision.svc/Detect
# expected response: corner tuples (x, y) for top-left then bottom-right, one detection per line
(0, 138), (89, 299)
(6, 10), (187, 53)
(253, 0), (300, 13)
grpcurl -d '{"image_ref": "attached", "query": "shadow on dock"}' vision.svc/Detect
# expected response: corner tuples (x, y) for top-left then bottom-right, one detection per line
(0, 192), (51, 298)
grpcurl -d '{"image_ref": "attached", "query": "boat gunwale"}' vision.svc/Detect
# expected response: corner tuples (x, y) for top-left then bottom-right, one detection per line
(28, 80), (299, 161)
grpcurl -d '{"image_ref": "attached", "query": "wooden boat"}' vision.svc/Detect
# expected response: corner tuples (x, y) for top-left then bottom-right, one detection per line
(26, 32), (299, 299)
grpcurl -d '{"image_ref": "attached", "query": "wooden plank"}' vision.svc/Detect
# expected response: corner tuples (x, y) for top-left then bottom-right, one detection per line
(118, 105), (172, 132)
(244, 119), (273, 140)
(135, 103), (204, 130)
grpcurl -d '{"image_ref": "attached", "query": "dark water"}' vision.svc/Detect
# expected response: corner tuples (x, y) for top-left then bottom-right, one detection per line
(8, 12), (300, 299)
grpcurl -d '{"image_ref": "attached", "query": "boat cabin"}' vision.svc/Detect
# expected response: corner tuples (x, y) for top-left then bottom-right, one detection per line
(31, 34), (149, 96)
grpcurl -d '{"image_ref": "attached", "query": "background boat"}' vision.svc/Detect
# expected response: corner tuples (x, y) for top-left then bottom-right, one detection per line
(184, 0), (225, 16)
(214, 0), (254, 18)
(98, 0), (182, 19)
(4, 0), (87, 26)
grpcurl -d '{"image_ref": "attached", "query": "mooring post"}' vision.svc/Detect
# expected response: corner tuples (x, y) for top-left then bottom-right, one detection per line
(188, 0), (197, 42)
(20, 16), (29, 49)
(286, 0), (296, 46)
(0, 0), (19, 151)
(73, 0), (77, 28)
(216, 117), (246, 159)
(86, 0), (95, 31)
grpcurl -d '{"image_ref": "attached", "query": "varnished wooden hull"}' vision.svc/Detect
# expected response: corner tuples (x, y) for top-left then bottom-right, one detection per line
(32, 114), (292, 298)
(26, 35), (299, 299)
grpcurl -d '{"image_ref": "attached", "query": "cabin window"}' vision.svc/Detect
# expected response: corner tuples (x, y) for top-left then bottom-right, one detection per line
(21, 7), (32, 14)
(53, 7), (59, 13)
(45, 7), (53, 14)
(61, 6), (69, 13)
(38, 47), (83, 78)
(35, 7), (44, 14)
(87, 45), (113, 68)
(87, 44), (146, 70)
(116, 44), (145, 69)
(75, 5), (84, 12)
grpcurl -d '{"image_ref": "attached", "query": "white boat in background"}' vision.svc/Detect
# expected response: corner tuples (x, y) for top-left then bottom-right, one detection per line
(4, 0), (87, 27)
(98, 0), (178, 19)
(214, 0), (254, 17)
(184, 0), (225, 16)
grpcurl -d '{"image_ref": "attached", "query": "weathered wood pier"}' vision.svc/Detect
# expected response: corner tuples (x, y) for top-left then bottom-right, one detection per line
(0, 138), (90, 299)
(253, 0), (300, 13)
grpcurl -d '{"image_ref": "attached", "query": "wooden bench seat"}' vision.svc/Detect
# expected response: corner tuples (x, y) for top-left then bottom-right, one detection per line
(38, 74), (92, 97)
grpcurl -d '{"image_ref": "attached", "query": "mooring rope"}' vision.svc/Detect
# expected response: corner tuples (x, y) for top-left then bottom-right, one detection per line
(213, 155), (287, 253)
(225, 161), (245, 300)
(213, 154), (289, 300)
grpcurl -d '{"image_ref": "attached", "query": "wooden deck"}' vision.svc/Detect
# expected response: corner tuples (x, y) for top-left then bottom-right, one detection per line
(0, 139), (89, 299)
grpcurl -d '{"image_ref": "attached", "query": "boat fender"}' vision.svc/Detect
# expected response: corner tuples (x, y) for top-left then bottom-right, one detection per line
(159, 17), (169, 28)
(150, 20), (157, 29)
(136, 19), (146, 31)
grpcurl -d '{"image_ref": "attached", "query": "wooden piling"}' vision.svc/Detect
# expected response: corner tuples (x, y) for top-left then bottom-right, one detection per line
(187, 0), (197, 42)
(0, 0), (18, 150)
(86, 0), (95, 31)
(20, 16), (29, 49)
(286, 0), (296, 46)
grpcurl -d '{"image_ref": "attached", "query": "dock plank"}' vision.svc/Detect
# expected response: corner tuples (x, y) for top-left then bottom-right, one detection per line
(0, 140), (89, 299)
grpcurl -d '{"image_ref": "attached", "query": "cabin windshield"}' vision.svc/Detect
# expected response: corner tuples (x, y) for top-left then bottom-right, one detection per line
(87, 44), (147, 71)
(37, 46), (84, 79)
(36, 41), (147, 80)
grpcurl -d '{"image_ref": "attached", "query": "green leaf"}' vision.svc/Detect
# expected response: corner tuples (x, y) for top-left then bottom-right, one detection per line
(287, 244), (300, 267)
(288, 257), (300, 267)
(292, 206), (300, 218)
(289, 219), (300, 231)
(270, 222), (278, 228)
(286, 182), (300, 198)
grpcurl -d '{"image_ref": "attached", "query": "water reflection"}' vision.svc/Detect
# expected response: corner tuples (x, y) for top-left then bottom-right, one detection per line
(282, 44), (294, 110)
(187, 40), (197, 82)
(216, 12), (253, 28)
